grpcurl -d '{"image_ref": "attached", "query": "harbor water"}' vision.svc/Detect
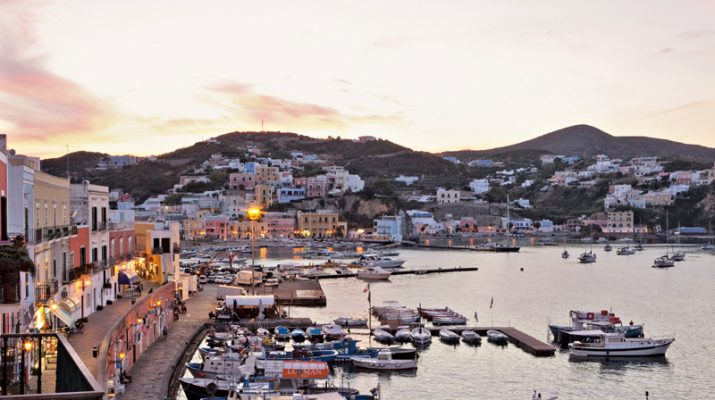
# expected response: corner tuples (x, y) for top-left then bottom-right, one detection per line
(179, 246), (715, 399)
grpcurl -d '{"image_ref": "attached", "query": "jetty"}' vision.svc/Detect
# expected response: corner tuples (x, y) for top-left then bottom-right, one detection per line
(273, 279), (327, 306)
(315, 266), (479, 279)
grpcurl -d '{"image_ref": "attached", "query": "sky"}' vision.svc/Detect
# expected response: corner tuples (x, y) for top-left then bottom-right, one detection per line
(1, 0), (714, 158)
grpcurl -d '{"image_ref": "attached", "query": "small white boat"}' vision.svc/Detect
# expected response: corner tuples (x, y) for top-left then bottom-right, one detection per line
(321, 324), (345, 340)
(333, 316), (368, 326)
(568, 332), (674, 358)
(373, 328), (395, 344)
(438, 329), (460, 344)
(410, 327), (432, 345)
(461, 330), (481, 345)
(578, 251), (597, 263)
(487, 329), (509, 344)
(652, 255), (674, 268)
(670, 251), (685, 262)
(358, 255), (405, 269)
(616, 247), (635, 255)
(351, 349), (417, 370)
(357, 266), (391, 281)
(395, 327), (412, 343)
(561, 250), (569, 259)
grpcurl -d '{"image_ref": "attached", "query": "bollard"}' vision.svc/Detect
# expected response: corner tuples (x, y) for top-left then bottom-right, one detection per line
(92, 346), (99, 358)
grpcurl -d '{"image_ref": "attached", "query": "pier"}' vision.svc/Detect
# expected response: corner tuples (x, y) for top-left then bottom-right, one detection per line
(315, 266), (479, 279)
(273, 279), (327, 306)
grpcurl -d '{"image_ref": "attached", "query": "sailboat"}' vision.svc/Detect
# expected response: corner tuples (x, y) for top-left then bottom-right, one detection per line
(490, 195), (520, 252)
(703, 222), (715, 251)
(653, 212), (675, 268)
(671, 224), (685, 261)
(578, 241), (596, 263)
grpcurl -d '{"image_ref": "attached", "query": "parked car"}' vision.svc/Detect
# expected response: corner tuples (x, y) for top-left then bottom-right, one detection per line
(198, 275), (208, 284)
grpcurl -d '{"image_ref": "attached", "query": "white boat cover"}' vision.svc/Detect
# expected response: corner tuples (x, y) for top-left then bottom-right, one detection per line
(224, 295), (275, 307)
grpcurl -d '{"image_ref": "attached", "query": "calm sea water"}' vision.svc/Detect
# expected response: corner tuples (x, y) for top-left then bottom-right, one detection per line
(179, 246), (715, 400)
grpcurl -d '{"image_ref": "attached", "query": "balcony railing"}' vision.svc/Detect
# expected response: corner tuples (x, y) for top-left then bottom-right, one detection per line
(63, 263), (98, 284)
(35, 279), (59, 302)
(31, 225), (77, 244)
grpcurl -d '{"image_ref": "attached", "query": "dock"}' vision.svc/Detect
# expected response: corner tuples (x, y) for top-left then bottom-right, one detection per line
(382, 326), (555, 357)
(315, 266), (479, 279)
(273, 279), (327, 306)
(236, 318), (315, 330)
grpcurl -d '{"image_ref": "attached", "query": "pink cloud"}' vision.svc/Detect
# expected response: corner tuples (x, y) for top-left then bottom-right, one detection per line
(0, 1), (115, 142)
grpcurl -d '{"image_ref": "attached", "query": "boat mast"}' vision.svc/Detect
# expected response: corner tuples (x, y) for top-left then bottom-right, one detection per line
(506, 194), (510, 243)
(367, 283), (372, 347)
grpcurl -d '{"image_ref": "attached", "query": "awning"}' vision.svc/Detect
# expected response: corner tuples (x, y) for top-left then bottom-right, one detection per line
(118, 269), (140, 285)
(223, 295), (274, 307)
(54, 298), (79, 327)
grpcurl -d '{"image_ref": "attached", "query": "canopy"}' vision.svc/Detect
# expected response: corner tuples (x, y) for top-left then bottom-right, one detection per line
(54, 297), (80, 327)
(223, 295), (274, 307)
(118, 269), (140, 285)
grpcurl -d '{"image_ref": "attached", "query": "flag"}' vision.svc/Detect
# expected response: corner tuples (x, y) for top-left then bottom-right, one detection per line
(490, 297), (494, 309)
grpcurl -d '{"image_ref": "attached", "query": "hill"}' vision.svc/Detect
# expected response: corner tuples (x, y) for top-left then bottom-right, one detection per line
(443, 124), (715, 162)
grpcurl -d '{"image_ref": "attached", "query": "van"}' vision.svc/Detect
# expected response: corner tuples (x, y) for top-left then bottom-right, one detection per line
(198, 275), (208, 284)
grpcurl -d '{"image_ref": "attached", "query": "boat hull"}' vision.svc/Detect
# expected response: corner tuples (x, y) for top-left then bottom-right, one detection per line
(352, 358), (417, 370)
(569, 339), (674, 358)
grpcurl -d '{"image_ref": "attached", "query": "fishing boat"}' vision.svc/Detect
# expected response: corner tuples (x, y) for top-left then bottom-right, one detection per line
(179, 378), (277, 400)
(652, 255), (674, 268)
(333, 316), (367, 327)
(395, 327), (412, 343)
(254, 349), (339, 369)
(486, 330), (509, 344)
(274, 326), (291, 341)
(410, 327), (432, 345)
(373, 328), (395, 344)
(548, 309), (644, 347)
(306, 326), (323, 342)
(356, 266), (391, 281)
(568, 332), (675, 358)
(291, 328), (306, 342)
(351, 349), (417, 370)
(604, 243), (612, 252)
(186, 353), (255, 380)
(616, 247), (635, 255)
(321, 324), (345, 340)
(438, 328), (460, 344)
(578, 251), (597, 263)
(461, 330), (481, 345)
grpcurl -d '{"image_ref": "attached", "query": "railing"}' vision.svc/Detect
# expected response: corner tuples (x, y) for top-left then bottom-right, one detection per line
(152, 247), (164, 254)
(0, 332), (104, 398)
(34, 280), (59, 302)
(97, 222), (107, 231)
(63, 264), (98, 284)
(31, 225), (77, 243)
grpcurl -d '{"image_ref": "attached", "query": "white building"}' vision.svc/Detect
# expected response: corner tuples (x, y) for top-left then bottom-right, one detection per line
(395, 175), (419, 186)
(436, 188), (460, 204)
(277, 187), (306, 204)
(469, 179), (490, 194)
(373, 215), (403, 242)
(406, 210), (443, 234)
(538, 219), (554, 233)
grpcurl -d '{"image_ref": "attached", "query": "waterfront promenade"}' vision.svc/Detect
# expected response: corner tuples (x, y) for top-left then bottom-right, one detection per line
(120, 285), (217, 399)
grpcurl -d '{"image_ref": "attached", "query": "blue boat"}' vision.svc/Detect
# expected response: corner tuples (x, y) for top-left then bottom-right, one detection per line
(291, 328), (306, 342)
(274, 326), (290, 341)
(306, 326), (323, 342)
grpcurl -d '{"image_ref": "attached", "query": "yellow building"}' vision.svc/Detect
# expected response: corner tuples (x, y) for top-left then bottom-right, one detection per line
(296, 210), (345, 238)
(254, 184), (275, 208)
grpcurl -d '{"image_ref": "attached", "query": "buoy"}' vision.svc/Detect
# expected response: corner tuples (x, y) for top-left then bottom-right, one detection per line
(520, 267), (524, 271)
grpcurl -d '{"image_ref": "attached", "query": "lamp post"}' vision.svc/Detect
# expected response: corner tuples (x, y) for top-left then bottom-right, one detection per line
(20, 340), (32, 394)
(247, 207), (262, 294)
(80, 276), (92, 319)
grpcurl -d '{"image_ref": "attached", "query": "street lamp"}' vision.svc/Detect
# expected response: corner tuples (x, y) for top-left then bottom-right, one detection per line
(19, 340), (33, 394)
(247, 206), (262, 293)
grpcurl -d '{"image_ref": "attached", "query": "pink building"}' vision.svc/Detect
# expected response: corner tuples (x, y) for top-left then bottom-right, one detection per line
(204, 217), (229, 239)
(109, 228), (135, 262)
(306, 176), (327, 198)
(229, 172), (256, 190)
(264, 213), (296, 238)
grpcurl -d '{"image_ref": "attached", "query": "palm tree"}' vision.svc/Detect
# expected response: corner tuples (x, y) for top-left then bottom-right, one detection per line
(0, 235), (36, 303)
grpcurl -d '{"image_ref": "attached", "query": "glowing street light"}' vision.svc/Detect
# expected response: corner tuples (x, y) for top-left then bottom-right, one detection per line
(247, 206), (262, 292)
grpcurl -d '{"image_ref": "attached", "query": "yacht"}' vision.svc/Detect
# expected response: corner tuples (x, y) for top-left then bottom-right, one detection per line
(351, 349), (417, 370)
(568, 332), (674, 358)
(616, 247), (635, 256)
(578, 251), (597, 263)
(356, 266), (392, 281)
(652, 255), (675, 268)
(357, 255), (405, 269)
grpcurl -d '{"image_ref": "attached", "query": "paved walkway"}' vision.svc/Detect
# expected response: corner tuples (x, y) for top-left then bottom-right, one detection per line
(120, 285), (217, 399)
(69, 281), (160, 382)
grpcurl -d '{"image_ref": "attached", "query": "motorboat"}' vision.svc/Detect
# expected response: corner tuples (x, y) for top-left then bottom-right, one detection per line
(291, 328), (306, 342)
(366, 346), (417, 360)
(373, 328), (395, 344)
(356, 266), (392, 281)
(670, 251), (685, 262)
(357, 255), (405, 269)
(568, 332), (674, 358)
(410, 327), (432, 345)
(274, 326), (291, 341)
(461, 330), (481, 345)
(321, 324), (345, 340)
(561, 250), (569, 259)
(616, 247), (635, 255)
(578, 251), (597, 263)
(186, 352), (255, 380)
(351, 349), (417, 370)
(333, 317), (368, 327)
(604, 243), (612, 252)
(438, 329), (460, 344)
(306, 326), (323, 342)
(652, 255), (674, 268)
(179, 378), (277, 400)
(486, 330), (509, 344)
(395, 327), (412, 343)
(549, 309), (644, 347)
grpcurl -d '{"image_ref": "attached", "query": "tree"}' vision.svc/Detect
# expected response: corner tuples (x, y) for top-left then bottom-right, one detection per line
(0, 236), (36, 303)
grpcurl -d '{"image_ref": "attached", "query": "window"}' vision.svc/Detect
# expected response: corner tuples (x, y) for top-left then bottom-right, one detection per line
(91, 247), (98, 263)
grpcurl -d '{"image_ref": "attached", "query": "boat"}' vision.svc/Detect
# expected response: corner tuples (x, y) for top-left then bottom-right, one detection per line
(321, 324), (345, 340)
(179, 378), (277, 400)
(356, 266), (391, 281)
(461, 330), (481, 345)
(410, 327), (432, 345)
(372, 328), (395, 344)
(418, 307), (468, 325)
(548, 310), (644, 347)
(333, 317), (367, 327)
(254, 349), (339, 368)
(306, 326), (323, 342)
(291, 328), (306, 342)
(652, 255), (674, 268)
(351, 349), (417, 370)
(357, 255), (405, 269)
(578, 251), (597, 263)
(702, 222), (714, 250)
(367, 346), (418, 360)
(670, 251), (685, 262)
(561, 250), (569, 259)
(274, 326), (291, 341)
(395, 327), (412, 343)
(486, 330), (509, 344)
(568, 332), (675, 358)
(438, 328), (460, 344)
(604, 243), (612, 252)
(616, 247), (635, 255)
(186, 352), (255, 380)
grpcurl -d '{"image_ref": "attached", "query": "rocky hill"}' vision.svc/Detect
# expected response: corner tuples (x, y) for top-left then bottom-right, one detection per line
(443, 124), (715, 162)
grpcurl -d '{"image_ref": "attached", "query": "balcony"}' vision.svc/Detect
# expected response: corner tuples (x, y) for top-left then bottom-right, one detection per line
(35, 279), (59, 302)
(0, 272), (20, 304)
(31, 225), (76, 244)
(63, 263), (98, 283)
(97, 221), (107, 231)
(0, 332), (104, 398)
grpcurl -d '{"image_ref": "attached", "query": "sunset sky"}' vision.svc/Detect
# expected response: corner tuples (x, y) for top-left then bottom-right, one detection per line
(2, 0), (714, 158)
